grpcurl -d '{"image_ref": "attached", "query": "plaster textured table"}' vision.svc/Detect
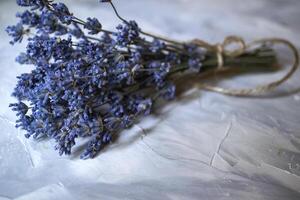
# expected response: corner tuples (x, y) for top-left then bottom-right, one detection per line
(0, 0), (300, 199)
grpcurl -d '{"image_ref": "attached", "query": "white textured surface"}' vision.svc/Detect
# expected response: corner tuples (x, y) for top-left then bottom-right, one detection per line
(0, 0), (300, 199)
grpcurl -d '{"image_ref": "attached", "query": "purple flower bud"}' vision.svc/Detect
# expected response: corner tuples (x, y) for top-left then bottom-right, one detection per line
(84, 17), (102, 34)
(6, 23), (25, 44)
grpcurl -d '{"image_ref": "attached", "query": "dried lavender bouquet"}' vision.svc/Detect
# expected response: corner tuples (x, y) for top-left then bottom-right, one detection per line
(7, 0), (294, 159)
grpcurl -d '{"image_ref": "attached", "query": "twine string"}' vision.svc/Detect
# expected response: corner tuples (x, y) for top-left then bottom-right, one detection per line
(192, 37), (299, 96)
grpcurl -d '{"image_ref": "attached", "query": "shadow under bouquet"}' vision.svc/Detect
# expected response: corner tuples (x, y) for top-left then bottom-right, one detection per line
(7, 0), (298, 159)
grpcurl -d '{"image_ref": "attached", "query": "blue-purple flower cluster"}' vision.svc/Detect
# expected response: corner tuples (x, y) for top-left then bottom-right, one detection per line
(7, 0), (206, 159)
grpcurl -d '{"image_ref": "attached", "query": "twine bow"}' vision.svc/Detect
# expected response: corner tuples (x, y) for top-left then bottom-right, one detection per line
(192, 36), (299, 96)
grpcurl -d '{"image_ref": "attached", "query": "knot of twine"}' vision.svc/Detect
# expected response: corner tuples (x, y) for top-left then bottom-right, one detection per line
(191, 36), (299, 96)
(216, 36), (246, 69)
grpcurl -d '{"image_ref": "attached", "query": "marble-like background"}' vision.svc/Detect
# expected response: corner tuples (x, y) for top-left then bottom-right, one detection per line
(0, 0), (300, 199)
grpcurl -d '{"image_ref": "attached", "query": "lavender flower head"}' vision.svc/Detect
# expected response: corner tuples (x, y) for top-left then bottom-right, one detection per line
(7, 0), (206, 159)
